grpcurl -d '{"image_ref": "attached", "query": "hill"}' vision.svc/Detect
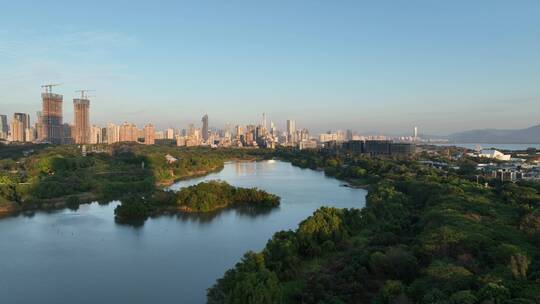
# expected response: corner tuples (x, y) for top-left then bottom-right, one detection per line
(449, 124), (540, 143)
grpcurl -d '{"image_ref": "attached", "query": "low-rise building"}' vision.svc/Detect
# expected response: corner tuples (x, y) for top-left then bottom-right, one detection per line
(470, 149), (511, 161)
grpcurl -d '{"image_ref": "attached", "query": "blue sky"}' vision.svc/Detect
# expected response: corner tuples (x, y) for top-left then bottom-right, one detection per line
(1, 0), (539, 135)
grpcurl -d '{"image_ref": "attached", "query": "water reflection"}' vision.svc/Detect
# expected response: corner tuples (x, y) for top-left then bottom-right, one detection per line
(115, 217), (146, 228)
(234, 161), (255, 176)
(115, 205), (280, 227)
(0, 160), (366, 304)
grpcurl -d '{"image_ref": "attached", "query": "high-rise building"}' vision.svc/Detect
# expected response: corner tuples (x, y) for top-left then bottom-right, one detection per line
(41, 89), (64, 144)
(414, 126), (418, 142)
(11, 113), (30, 142)
(286, 120), (296, 143)
(73, 98), (90, 144)
(107, 123), (120, 144)
(336, 130), (345, 141)
(0, 115), (8, 139)
(35, 111), (43, 140)
(270, 121), (277, 137)
(62, 123), (74, 145)
(202, 114), (209, 142)
(90, 125), (102, 144)
(155, 130), (164, 140)
(25, 127), (36, 142)
(176, 135), (186, 147)
(346, 129), (353, 141)
(235, 125), (244, 138)
(144, 124), (155, 145)
(101, 127), (108, 144)
(300, 128), (310, 141)
(119, 122), (138, 142)
(187, 124), (195, 137)
(165, 128), (174, 140)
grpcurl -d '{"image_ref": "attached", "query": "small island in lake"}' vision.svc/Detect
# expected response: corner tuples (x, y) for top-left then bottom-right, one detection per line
(114, 181), (280, 222)
(176, 180), (280, 212)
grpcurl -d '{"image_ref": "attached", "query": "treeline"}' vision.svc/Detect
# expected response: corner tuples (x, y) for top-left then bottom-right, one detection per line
(275, 147), (422, 186)
(208, 150), (540, 303)
(114, 181), (280, 223)
(177, 180), (280, 212)
(0, 144), (271, 210)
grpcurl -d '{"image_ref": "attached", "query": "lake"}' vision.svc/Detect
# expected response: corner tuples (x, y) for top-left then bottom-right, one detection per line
(0, 160), (366, 304)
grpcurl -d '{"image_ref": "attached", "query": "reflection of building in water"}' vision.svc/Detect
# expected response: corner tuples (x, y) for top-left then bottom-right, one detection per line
(235, 162), (243, 175)
(235, 161), (256, 176)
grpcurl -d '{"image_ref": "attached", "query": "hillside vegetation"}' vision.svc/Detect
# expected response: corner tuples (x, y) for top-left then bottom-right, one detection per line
(114, 180), (280, 223)
(0, 144), (269, 213)
(208, 150), (540, 303)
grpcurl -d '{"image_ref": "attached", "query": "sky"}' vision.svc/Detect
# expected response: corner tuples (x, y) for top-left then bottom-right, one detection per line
(0, 0), (539, 135)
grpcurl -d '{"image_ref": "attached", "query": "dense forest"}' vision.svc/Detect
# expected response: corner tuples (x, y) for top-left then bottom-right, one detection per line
(208, 149), (540, 303)
(0, 144), (270, 213)
(114, 180), (280, 223)
(2, 144), (540, 302)
(176, 180), (280, 212)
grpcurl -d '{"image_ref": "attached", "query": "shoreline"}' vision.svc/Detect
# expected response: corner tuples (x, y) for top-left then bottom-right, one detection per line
(0, 192), (100, 219)
(0, 164), (229, 219)
(0, 158), (366, 219)
(156, 165), (225, 187)
(340, 181), (369, 190)
(274, 158), (371, 190)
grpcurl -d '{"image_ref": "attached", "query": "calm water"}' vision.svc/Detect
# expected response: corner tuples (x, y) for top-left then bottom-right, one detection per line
(433, 143), (540, 151)
(0, 161), (366, 304)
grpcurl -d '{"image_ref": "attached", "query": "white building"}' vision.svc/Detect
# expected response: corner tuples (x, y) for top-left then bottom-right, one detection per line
(475, 149), (511, 161)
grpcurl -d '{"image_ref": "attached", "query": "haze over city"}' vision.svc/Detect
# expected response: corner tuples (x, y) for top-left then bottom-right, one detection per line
(4, 2), (540, 304)
(1, 1), (539, 134)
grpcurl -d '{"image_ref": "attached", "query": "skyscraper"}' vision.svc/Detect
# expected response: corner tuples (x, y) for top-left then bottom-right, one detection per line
(73, 98), (90, 144)
(0, 115), (8, 140)
(286, 120), (296, 143)
(41, 87), (64, 144)
(202, 114), (209, 142)
(11, 113), (30, 142)
(414, 126), (418, 142)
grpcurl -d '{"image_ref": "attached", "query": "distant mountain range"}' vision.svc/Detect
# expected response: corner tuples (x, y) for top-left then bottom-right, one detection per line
(448, 124), (540, 144)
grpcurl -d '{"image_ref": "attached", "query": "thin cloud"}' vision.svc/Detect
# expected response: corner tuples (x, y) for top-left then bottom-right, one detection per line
(0, 29), (138, 61)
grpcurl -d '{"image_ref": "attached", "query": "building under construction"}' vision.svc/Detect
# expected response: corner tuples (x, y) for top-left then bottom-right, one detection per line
(73, 98), (90, 144)
(40, 85), (64, 144)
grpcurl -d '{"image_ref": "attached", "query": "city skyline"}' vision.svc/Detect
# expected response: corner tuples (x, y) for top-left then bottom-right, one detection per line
(1, 86), (428, 149)
(0, 84), (540, 144)
(1, 1), (540, 134)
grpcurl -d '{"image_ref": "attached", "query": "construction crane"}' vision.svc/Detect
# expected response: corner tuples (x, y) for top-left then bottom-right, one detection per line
(74, 89), (96, 99)
(41, 83), (61, 94)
